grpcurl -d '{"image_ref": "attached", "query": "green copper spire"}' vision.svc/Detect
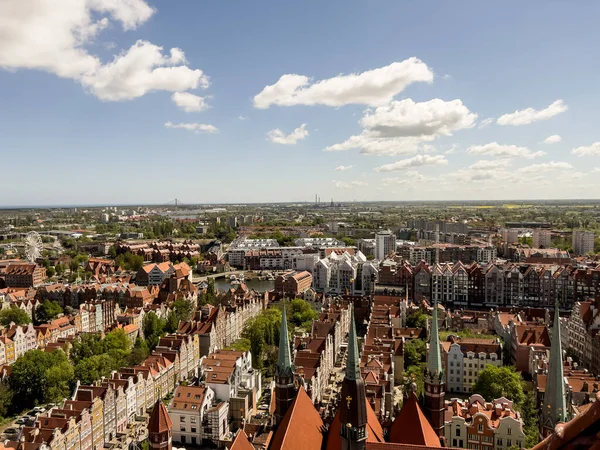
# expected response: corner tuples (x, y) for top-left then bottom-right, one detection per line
(544, 302), (567, 428)
(346, 307), (361, 381)
(276, 305), (294, 375)
(427, 300), (443, 376)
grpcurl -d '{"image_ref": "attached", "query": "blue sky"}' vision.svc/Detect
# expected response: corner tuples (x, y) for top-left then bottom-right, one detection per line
(2, 0), (600, 206)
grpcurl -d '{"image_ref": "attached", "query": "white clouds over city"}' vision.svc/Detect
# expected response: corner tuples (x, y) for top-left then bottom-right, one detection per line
(164, 121), (218, 133)
(171, 92), (210, 112)
(497, 99), (568, 126)
(374, 154), (448, 172)
(467, 142), (546, 159)
(543, 135), (562, 144)
(572, 142), (600, 156)
(253, 57), (433, 109)
(334, 165), (353, 171)
(267, 124), (309, 145)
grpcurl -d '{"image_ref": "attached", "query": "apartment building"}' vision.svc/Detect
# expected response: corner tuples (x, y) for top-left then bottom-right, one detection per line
(572, 230), (595, 255)
(444, 395), (525, 450)
(274, 270), (313, 297)
(375, 230), (396, 261)
(442, 337), (502, 394)
(532, 229), (552, 248)
(500, 228), (519, 245)
(136, 262), (174, 286)
(169, 385), (218, 446)
(313, 251), (377, 295)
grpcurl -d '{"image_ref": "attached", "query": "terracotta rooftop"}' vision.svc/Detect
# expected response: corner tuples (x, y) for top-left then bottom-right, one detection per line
(148, 399), (173, 434)
(388, 392), (441, 447)
(269, 387), (324, 450)
(230, 429), (255, 450)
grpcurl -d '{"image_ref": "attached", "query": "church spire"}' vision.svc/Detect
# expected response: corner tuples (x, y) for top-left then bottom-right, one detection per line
(346, 307), (361, 381)
(275, 304), (296, 426)
(427, 299), (442, 377)
(340, 306), (367, 450)
(276, 305), (293, 376)
(543, 302), (568, 433)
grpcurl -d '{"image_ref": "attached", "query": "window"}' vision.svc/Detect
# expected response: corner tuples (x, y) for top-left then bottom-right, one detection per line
(191, 417), (197, 424)
(180, 417), (185, 422)
(497, 439), (503, 446)
(456, 427), (461, 437)
(477, 424), (483, 432)
(507, 439), (512, 447)
(180, 426), (186, 432)
(191, 427), (196, 433)
(508, 428), (512, 435)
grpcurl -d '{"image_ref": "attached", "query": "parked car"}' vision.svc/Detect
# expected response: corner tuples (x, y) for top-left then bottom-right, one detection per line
(4, 428), (18, 436)
(15, 419), (25, 425)
(33, 406), (46, 413)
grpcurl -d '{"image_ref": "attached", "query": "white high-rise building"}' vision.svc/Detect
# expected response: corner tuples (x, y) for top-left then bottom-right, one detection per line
(572, 230), (595, 255)
(532, 229), (552, 248)
(375, 230), (396, 260)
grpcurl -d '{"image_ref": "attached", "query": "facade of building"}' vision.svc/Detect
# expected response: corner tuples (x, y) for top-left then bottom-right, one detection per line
(572, 230), (595, 255)
(5, 263), (46, 288)
(532, 229), (552, 248)
(376, 230), (397, 261)
(313, 251), (377, 295)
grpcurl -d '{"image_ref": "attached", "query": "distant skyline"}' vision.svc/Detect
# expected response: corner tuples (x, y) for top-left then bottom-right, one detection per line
(3, 1), (600, 206)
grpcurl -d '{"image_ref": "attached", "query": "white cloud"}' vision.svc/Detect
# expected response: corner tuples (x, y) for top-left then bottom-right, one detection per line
(334, 165), (353, 171)
(374, 155), (448, 172)
(497, 99), (568, 126)
(467, 142), (546, 159)
(382, 171), (430, 185)
(164, 121), (218, 134)
(333, 180), (369, 189)
(238, 115), (248, 120)
(266, 123), (309, 145)
(468, 159), (511, 170)
(478, 118), (494, 129)
(543, 134), (562, 144)
(0, 1), (208, 101)
(171, 92), (210, 112)
(325, 98), (476, 156)
(573, 142), (600, 156)
(253, 57), (433, 108)
(592, 168), (600, 173)
(517, 161), (572, 173)
(444, 145), (458, 155)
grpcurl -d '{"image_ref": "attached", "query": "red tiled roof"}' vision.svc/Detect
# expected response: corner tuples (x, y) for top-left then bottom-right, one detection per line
(230, 430), (255, 450)
(326, 399), (384, 450)
(388, 393), (441, 447)
(148, 399), (172, 434)
(269, 387), (324, 450)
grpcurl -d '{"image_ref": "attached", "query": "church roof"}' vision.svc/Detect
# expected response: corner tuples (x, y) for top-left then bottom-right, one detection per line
(276, 305), (294, 377)
(148, 399), (172, 434)
(270, 387), (324, 450)
(388, 393), (441, 448)
(325, 398), (384, 450)
(230, 430), (255, 450)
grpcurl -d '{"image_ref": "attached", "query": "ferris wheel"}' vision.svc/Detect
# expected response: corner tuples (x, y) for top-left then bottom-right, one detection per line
(24, 231), (43, 262)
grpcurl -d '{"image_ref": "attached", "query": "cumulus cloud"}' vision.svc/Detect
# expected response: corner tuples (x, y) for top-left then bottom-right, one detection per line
(334, 165), (353, 171)
(0, 0), (208, 101)
(382, 171), (430, 185)
(325, 98), (476, 156)
(517, 161), (572, 173)
(267, 123), (309, 145)
(497, 99), (568, 126)
(468, 160), (512, 170)
(164, 121), (218, 134)
(253, 57), (433, 108)
(467, 142), (546, 159)
(238, 115), (248, 120)
(374, 155), (448, 172)
(543, 134), (561, 144)
(171, 92), (210, 112)
(333, 180), (368, 189)
(572, 142), (600, 156)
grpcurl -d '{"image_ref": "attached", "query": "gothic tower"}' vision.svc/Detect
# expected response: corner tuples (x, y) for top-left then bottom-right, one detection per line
(541, 302), (568, 436)
(275, 305), (296, 426)
(424, 299), (445, 438)
(340, 308), (368, 450)
(148, 399), (173, 450)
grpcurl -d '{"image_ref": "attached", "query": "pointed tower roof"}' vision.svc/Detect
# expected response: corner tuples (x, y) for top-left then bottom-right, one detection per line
(427, 300), (443, 376)
(346, 307), (361, 381)
(148, 399), (172, 434)
(544, 303), (567, 428)
(276, 305), (294, 377)
(389, 392), (441, 447)
(230, 430), (255, 450)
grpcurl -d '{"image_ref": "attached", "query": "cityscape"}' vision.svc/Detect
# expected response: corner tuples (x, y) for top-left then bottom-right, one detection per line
(3, 1), (600, 450)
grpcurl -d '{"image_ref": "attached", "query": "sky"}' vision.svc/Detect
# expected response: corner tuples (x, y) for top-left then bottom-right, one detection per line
(2, 1), (600, 206)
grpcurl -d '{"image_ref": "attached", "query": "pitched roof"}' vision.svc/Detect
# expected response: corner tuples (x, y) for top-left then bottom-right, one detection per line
(325, 399), (384, 450)
(230, 430), (255, 450)
(148, 399), (172, 434)
(269, 387), (324, 450)
(388, 393), (441, 447)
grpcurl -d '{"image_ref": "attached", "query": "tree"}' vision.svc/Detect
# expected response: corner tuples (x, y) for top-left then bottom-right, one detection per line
(129, 338), (149, 366)
(473, 366), (525, 406)
(225, 338), (251, 352)
(70, 333), (104, 364)
(35, 300), (63, 325)
(143, 312), (166, 350)
(74, 354), (118, 385)
(55, 263), (66, 276)
(0, 306), (31, 327)
(46, 266), (56, 278)
(103, 329), (131, 365)
(173, 299), (194, 322)
(115, 252), (144, 271)
(406, 311), (429, 329)
(285, 299), (319, 329)
(404, 364), (425, 396)
(403, 339), (427, 368)
(521, 391), (540, 447)
(9, 350), (74, 408)
(164, 311), (179, 334)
